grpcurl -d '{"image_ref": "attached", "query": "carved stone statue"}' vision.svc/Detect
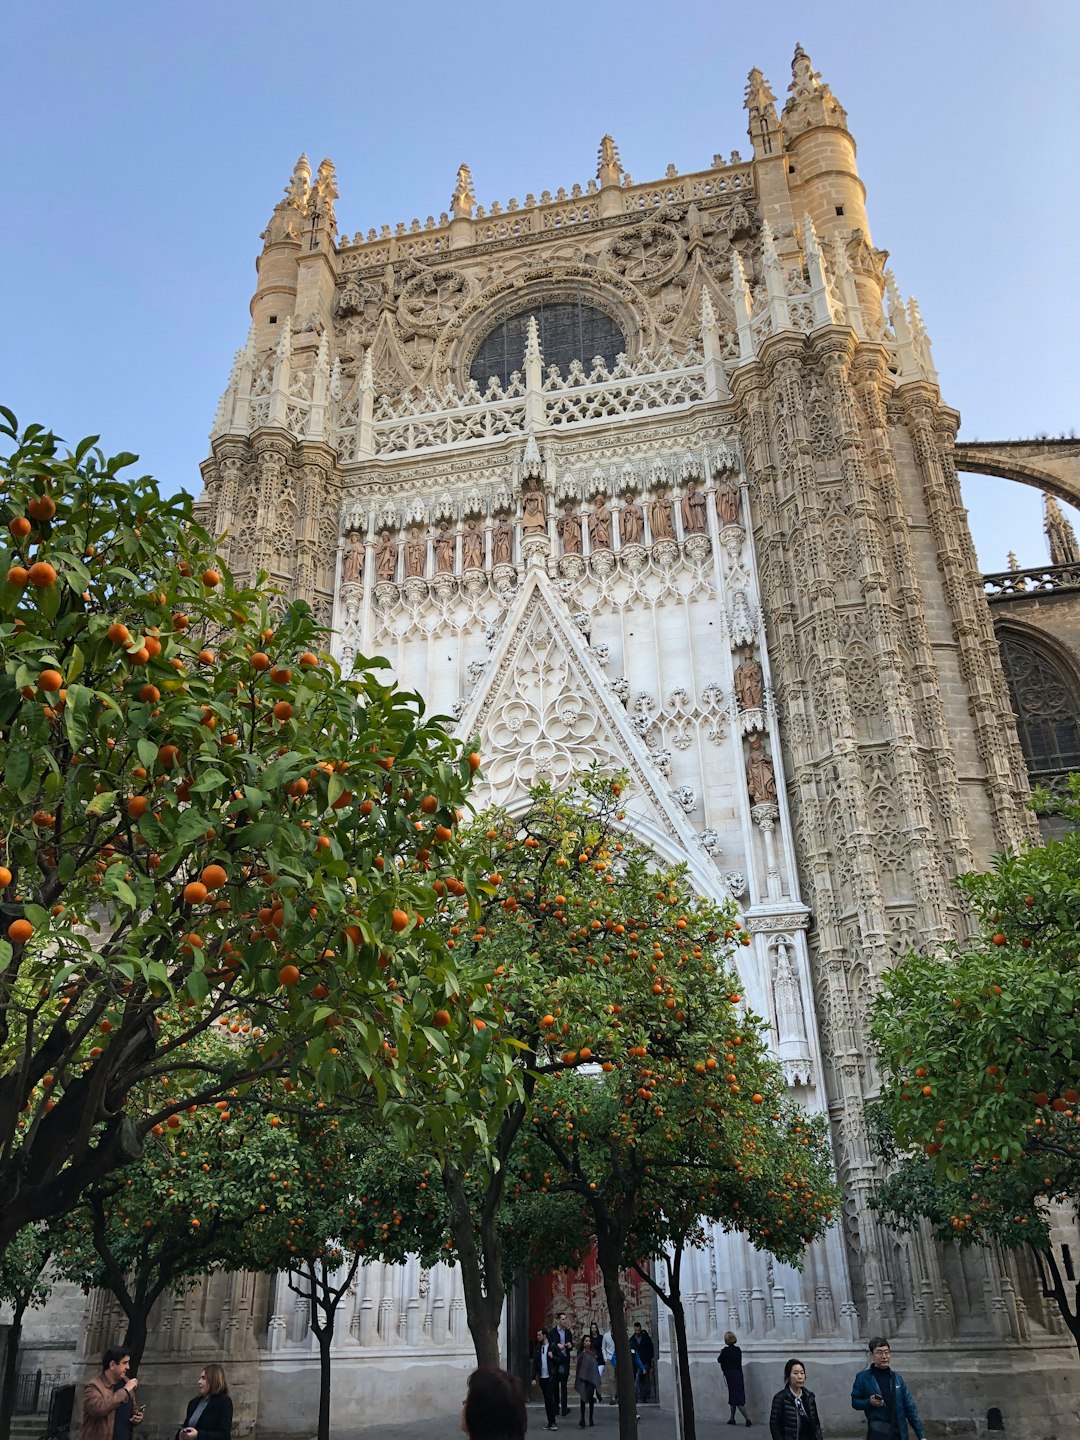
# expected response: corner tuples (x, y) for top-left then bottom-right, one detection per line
(521, 482), (547, 535)
(746, 733), (777, 804)
(341, 530), (364, 584)
(434, 521), (456, 574)
(558, 503), (582, 555)
(375, 530), (397, 583)
(715, 479), (741, 528)
(620, 497), (644, 545)
(681, 479), (707, 535)
(649, 493), (674, 540)
(588, 496), (611, 550)
(734, 652), (764, 711)
(404, 526), (427, 579)
(462, 517), (484, 570)
(492, 514), (513, 565)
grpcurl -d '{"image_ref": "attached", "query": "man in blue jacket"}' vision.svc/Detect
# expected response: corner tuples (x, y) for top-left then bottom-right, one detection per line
(852, 1338), (925, 1439)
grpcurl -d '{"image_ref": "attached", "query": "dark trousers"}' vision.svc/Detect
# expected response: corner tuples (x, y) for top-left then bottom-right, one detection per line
(557, 1372), (569, 1413)
(539, 1377), (558, 1427)
(579, 1393), (596, 1426)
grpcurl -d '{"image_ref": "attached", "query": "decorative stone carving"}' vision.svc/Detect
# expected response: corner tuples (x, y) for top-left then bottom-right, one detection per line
(620, 497), (644, 545)
(404, 527), (427, 579)
(434, 521), (456, 573)
(734, 652), (763, 711)
(649, 492), (675, 540)
(492, 514), (513, 565)
(522, 481), (547, 535)
(698, 828), (722, 854)
(672, 785), (696, 813)
(462, 517), (484, 571)
(558, 503), (582, 554)
(730, 589), (757, 648)
(715, 478), (742, 527)
(341, 530), (365, 584)
(588, 496), (612, 551)
(746, 733), (777, 804)
(681, 479), (707, 534)
(725, 870), (748, 899)
(649, 747), (673, 776)
(374, 531), (398, 583)
(719, 524), (745, 569)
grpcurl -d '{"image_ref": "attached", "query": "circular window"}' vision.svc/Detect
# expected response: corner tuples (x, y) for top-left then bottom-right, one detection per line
(470, 301), (626, 391)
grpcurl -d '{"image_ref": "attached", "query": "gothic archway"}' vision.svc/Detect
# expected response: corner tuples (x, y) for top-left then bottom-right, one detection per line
(995, 624), (1080, 784)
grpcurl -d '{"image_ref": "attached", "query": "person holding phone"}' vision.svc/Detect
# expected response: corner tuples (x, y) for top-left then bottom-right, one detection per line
(177, 1365), (233, 1440)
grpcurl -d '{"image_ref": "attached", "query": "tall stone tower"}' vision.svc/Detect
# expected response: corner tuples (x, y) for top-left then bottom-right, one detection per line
(191, 45), (1073, 1433)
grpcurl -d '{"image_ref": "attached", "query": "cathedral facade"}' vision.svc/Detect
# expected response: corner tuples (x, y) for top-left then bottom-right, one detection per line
(11, 45), (1080, 1440)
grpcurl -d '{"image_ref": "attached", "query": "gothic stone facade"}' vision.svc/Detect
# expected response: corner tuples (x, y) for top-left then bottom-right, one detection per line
(17, 45), (1080, 1440)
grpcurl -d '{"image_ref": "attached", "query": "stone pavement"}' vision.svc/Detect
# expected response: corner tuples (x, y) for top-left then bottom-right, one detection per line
(322, 1401), (758, 1440)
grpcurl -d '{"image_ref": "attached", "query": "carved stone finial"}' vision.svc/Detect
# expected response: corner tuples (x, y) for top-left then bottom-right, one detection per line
(522, 432), (544, 480)
(782, 44), (848, 132)
(1045, 494), (1080, 566)
(1007, 550), (1020, 573)
(451, 163), (476, 219)
(524, 314), (542, 364)
(286, 154), (311, 207)
(597, 135), (624, 188)
(311, 158), (339, 232)
(744, 67), (777, 111)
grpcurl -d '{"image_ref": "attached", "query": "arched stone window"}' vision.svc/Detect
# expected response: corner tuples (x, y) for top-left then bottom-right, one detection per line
(996, 627), (1080, 780)
(469, 302), (626, 390)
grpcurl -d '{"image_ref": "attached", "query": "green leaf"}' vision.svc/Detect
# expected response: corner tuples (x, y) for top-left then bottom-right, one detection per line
(185, 969), (209, 1003)
(5, 748), (30, 794)
(85, 790), (117, 818)
(63, 684), (91, 750)
(137, 739), (158, 769)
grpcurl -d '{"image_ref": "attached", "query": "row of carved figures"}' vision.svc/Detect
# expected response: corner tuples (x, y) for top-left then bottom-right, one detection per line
(340, 477), (744, 584)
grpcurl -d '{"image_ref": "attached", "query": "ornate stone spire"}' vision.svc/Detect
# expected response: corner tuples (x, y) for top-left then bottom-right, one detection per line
(596, 135), (624, 188)
(523, 315), (544, 429)
(782, 44), (848, 135)
(1007, 550), (1020, 573)
(286, 154), (311, 208)
(1045, 494), (1080, 565)
(744, 67), (781, 157)
(263, 154), (312, 244)
(731, 250), (755, 361)
(451, 163), (476, 220)
(310, 158), (339, 234)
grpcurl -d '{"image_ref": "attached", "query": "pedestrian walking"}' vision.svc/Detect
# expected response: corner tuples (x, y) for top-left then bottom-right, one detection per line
(851, 1339), (924, 1440)
(628, 1323), (654, 1403)
(460, 1368), (527, 1440)
(548, 1312), (574, 1416)
(718, 1331), (752, 1426)
(574, 1337), (602, 1429)
(81, 1348), (143, 1440)
(533, 1328), (560, 1431)
(601, 1327), (617, 1404)
(177, 1365), (233, 1440)
(769, 1359), (821, 1440)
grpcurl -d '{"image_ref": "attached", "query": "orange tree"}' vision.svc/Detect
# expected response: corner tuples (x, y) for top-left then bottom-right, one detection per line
(869, 778), (1080, 1356)
(0, 413), (496, 1250)
(526, 1039), (836, 1438)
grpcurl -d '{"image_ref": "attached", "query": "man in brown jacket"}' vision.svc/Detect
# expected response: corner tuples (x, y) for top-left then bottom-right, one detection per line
(81, 1347), (141, 1440)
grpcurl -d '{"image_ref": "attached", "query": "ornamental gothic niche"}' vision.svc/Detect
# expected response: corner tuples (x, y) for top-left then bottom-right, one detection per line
(41, 42), (1076, 1440)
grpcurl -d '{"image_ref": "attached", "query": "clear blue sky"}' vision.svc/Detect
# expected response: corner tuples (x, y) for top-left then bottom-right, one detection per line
(2, 1), (1077, 569)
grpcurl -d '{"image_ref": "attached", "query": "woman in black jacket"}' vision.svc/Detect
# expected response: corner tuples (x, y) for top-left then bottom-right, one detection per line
(178, 1365), (233, 1440)
(769, 1360), (822, 1440)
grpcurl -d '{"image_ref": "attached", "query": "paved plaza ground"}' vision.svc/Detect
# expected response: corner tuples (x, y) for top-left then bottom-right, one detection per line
(326, 1402), (752, 1440)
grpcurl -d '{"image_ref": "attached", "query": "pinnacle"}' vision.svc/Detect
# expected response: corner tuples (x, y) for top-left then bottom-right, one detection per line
(744, 66), (777, 110)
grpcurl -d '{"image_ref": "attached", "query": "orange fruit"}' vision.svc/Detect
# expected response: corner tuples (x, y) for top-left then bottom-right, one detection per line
(127, 796), (149, 819)
(0, 867), (10, 888)
(467, 752), (482, 772)
(202, 569), (222, 587)
(183, 882), (209, 905)
(107, 623), (131, 645)
(157, 744), (180, 768)
(138, 684), (160, 703)
(298, 651), (319, 667)
(8, 918), (33, 944)
(272, 700), (293, 721)
(6, 566), (29, 587)
(420, 795), (439, 815)
(37, 669), (63, 692)
(201, 864), (228, 891)
(9, 517), (32, 539)
(433, 1008), (452, 1028)
(250, 652), (271, 671)
(27, 561), (57, 588)
(27, 495), (56, 522)
(270, 666), (292, 684)
(278, 964), (300, 987)
(390, 908), (410, 932)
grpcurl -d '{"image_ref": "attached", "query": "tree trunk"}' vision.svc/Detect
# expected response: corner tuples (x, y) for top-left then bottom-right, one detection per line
(316, 1325), (333, 1440)
(1030, 1243), (1080, 1360)
(596, 1230), (636, 1440)
(669, 1292), (695, 1440)
(0, 1302), (25, 1440)
(443, 1163), (503, 1367)
(122, 1308), (150, 1372)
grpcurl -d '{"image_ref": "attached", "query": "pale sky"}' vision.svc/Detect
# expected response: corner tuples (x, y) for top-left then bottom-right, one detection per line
(2, 1), (1077, 570)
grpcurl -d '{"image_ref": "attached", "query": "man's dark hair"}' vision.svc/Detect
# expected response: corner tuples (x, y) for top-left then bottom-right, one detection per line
(634, 1322), (642, 1330)
(783, 1358), (805, 1383)
(868, 1337), (890, 1353)
(102, 1347), (129, 1372)
(463, 1368), (526, 1440)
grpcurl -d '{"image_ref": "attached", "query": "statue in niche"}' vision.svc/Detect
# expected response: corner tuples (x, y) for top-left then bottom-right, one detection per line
(681, 479), (707, 535)
(649, 492), (674, 540)
(715, 477), (742, 527)
(734, 651), (764, 711)
(434, 521), (456, 573)
(746, 733), (777, 804)
(558, 503), (582, 555)
(341, 530), (365, 584)
(462, 517), (484, 570)
(620, 496), (644, 545)
(522, 481), (547, 535)
(492, 514), (513, 566)
(588, 496), (611, 550)
(374, 531), (397, 583)
(773, 939), (808, 1047)
(404, 526), (427, 579)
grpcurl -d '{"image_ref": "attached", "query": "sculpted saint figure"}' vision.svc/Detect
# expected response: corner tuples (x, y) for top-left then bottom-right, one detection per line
(620, 497), (644, 545)
(492, 514), (513, 566)
(462, 517), (484, 570)
(588, 496), (611, 550)
(521, 482), (547, 535)
(558, 503), (582, 555)
(734, 652), (764, 711)
(341, 530), (364, 584)
(434, 520), (456, 574)
(649, 493), (674, 540)
(375, 530), (397, 583)
(715, 479), (741, 528)
(681, 479), (707, 535)
(746, 733), (777, 804)
(404, 526), (427, 579)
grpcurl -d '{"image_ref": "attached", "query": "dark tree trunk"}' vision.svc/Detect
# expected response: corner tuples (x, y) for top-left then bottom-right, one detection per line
(1030, 1243), (1080, 1360)
(121, 1308), (150, 1372)
(0, 1302), (25, 1440)
(300, 1252), (361, 1440)
(596, 1229), (637, 1440)
(315, 1322), (333, 1440)
(634, 1248), (696, 1440)
(443, 1162), (504, 1368)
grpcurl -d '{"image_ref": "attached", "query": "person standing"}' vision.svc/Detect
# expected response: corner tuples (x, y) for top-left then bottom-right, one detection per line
(851, 1338), (925, 1440)
(81, 1348), (142, 1440)
(718, 1331), (752, 1426)
(769, 1359), (822, 1440)
(548, 1312), (573, 1416)
(533, 1328), (559, 1431)
(629, 1322), (654, 1403)
(460, 1368), (527, 1440)
(574, 1338), (602, 1429)
(177, 1365), (232, 1440)
(601, 1326), (617, 1404)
